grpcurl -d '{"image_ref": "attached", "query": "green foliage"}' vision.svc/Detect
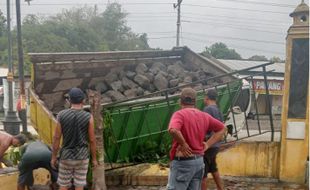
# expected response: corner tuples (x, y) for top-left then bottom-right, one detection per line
(0, 3), (150, 73)
(86, 150), (100, 188)
(103, 108), (171, 164)
(201, 42), (242, 60)
(4, 147), (22, 166)
(0, 10), (6, 37)
(103, 110), (116, 148)
(248, 55), (268, 61)
(101, 3), (149, 51)
(0, 10), (7, 67)
(270, 56), (285, 63)
(101, 3), (129, 50)
(131, 135), (171, 164)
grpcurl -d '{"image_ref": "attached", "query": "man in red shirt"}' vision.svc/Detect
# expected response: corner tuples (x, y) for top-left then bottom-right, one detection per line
(167, 87), (225, 190)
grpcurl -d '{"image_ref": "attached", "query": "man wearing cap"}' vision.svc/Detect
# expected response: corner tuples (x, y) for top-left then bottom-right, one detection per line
(167, 87), (225, 190)
(51, 87), (98, 190)
(201, 89), (224, 190)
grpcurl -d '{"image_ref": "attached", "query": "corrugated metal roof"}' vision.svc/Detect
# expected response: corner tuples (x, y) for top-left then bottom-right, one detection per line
(239, 75), (284, 80)
(218, 59), (285, 74)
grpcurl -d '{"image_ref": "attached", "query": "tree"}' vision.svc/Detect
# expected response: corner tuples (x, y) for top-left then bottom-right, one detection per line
(0, 10), (6, 37)
(248, 55), (268, 61)
(270, 56), (284, 63)
(22, 15), (76, 53)
(0, 4), (151, 72)
(46, 6), (100, 51)
(20, 4), (149, 52)
(201, 42), (242, 60)
(101, 3), (130, 50)
(0, 10), (7, 67)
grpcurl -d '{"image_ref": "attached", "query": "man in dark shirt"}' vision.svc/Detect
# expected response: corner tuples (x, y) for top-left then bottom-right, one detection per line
(51, 87), (98, 190)
(201, 89), (224, 190)
(17, 141), (58, 190)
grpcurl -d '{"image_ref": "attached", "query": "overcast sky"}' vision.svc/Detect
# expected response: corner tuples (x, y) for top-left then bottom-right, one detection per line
(0, 0), (309, 59)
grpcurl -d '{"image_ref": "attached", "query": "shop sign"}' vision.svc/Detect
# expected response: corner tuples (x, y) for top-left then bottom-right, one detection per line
(251, 79), (284, 95)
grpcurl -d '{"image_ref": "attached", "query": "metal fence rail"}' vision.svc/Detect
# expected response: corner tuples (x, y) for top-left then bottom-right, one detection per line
(101, 62), (278, 169)
(103, 80), (242, 164)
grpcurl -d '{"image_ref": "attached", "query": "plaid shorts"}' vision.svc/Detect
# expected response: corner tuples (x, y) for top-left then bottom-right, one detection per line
(57, 159), (89, 188)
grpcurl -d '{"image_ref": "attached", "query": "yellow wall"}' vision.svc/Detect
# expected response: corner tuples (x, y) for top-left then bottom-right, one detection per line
(1, 142), (281, 189)
(0, 172), (18, 190)
(0, 169), (50, 190)
(30, 88), (58, 145)
(218, 142), (280, 178)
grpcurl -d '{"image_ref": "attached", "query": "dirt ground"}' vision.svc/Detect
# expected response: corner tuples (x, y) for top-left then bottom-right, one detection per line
(107, 178), (308, 190)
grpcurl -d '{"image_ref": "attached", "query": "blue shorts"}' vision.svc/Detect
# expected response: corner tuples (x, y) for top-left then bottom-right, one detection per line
(167, 156), (204, 190)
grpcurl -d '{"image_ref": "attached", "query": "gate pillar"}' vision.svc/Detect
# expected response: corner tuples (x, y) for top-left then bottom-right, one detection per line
(279, 1), (309, 183)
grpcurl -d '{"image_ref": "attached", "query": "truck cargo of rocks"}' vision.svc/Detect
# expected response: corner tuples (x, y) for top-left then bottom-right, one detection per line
(29, 46), (244, 162)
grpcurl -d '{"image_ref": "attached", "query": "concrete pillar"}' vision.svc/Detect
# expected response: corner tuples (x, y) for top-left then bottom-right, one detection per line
(279, 1), (309, 183)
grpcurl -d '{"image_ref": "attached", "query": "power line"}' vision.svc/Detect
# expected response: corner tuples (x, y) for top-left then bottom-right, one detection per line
(22, 9), (278, 24)
(181, 19), (285, 34)
(15, 12), (288, 27)
(182, 36), (284, 55)
(128, 18), (286, 34)
(131, 34), (286, 56)
(127, 15), (288, 27)
(182, 3), (289, 15)
(128, 15), (176, 18)
(1, 2), (291, 16)
(139, 31), (176, 34)
(180, 16), (287, 28)
(130, 12), (286, 25)
(182, 32), (285, 45)
(127, 17), (287, 32)
(128, 19), (175, 22)
(13, 11), (290, 28)
(128, 12), (176, 15)
(1, 1), (299, 8)
(3, 2), (293, 25)
(216, 0), (296, 8)
(144, 31), (285, 46)
(182, 12), (288, 25)
(1, 2), (173, 6)
(148, 36), (176, 39)
(11, 11), (290, 31)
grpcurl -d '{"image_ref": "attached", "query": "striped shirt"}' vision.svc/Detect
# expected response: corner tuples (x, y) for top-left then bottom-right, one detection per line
(57, 109), (91, 160)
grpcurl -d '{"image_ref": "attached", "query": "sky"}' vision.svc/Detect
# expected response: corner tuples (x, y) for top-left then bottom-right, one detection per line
(0, 0), (309, 59)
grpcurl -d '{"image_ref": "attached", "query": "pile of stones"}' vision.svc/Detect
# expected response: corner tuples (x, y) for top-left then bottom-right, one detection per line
(88, 60), (214, 103)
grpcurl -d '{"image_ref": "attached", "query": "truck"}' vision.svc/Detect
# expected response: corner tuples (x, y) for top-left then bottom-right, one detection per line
(28, 46), (247, 163)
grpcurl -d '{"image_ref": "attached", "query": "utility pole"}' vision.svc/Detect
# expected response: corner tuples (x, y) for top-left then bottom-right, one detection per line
(3, 0), (21, 135)
(174, 0), (182, 47)
(16, 0), (27, 132)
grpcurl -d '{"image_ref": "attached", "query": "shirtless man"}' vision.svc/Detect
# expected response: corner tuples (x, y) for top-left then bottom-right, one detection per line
(0, 131), (27, 166)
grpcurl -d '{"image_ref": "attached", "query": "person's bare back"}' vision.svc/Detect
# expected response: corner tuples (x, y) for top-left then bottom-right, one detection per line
(0, 131), (13, 158)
